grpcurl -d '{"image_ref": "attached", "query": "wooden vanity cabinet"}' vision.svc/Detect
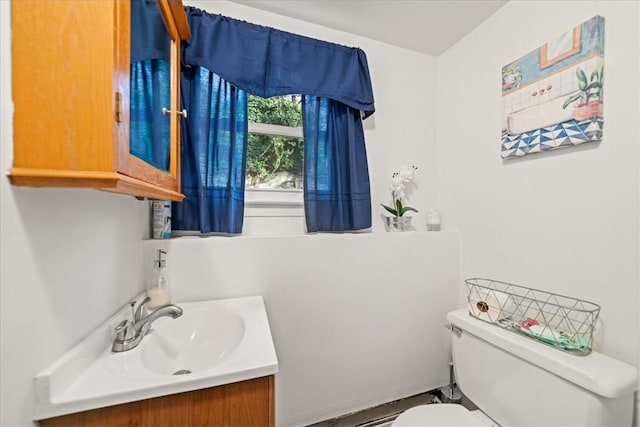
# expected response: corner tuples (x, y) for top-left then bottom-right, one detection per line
(38, 375), (275, 427)
(10, 0), (190, 201)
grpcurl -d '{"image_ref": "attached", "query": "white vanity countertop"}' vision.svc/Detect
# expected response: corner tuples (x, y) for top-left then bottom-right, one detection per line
(33, 296), (279, 421)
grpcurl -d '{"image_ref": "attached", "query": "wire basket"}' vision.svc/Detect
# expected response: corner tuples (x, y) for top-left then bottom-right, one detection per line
(464, 278), (600, 356)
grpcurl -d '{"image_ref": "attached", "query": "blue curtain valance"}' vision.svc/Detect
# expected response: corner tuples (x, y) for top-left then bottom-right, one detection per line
(131, 2), (376, 117)
(182, 7), (376, 118)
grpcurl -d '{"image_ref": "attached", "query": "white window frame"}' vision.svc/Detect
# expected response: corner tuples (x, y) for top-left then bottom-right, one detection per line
(245, 121), (304, 217)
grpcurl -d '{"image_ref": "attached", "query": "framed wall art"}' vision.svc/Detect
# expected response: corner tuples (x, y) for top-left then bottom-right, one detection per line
(501, 16), (605, 159)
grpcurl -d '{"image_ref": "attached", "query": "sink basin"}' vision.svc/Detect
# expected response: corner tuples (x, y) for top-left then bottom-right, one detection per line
(141, 306), (245, 375)
(33, 296), (278, 421)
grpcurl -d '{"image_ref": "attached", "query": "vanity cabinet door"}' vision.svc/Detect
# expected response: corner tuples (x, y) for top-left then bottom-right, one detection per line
(10, 0), (190, 201)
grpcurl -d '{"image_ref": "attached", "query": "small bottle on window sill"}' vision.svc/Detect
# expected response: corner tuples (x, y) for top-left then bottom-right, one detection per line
(426, 209), (441, 231)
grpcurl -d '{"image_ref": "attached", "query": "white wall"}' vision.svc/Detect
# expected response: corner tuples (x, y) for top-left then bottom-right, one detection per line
(144, 233), (459, 426)
(0, 2), (150, 425)
(436, 0), (639, 367)
(1, 1), (453, 426)
(162, 2), (456, 425)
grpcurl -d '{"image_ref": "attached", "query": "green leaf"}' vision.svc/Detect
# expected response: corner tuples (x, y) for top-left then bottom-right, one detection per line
(585, 93), (600, 104)
(400, 206), (419, 215)
(562, 94), (582, 109)
(576, 68), (588, 90)
(585, 81), (601, 90)
(396, 199), (403, 215)
(381, 204), (398, 216)
(590, 69), (599, 82)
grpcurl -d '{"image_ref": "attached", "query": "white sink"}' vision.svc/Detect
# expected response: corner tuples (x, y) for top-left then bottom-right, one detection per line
(141, 306), (246, 375)
(33, 296), (278, 421)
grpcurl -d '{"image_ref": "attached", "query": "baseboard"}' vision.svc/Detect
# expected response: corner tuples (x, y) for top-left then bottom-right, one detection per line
(304, 388), (443, 427)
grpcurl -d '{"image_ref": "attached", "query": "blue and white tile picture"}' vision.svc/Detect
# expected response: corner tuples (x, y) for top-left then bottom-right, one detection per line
(501, 16), (605, 159)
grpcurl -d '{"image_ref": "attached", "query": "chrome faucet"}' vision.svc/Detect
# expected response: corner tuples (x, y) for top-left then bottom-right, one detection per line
(112, 297), (183, 352)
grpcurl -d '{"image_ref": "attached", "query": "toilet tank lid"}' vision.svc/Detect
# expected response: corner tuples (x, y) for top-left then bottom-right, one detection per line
(447, 309), (638, 399)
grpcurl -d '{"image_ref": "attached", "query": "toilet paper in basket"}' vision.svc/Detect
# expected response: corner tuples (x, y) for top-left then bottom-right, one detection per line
(468, 289), (516, 323)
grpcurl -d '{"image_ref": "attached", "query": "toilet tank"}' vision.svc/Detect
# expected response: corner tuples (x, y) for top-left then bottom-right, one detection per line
(447, 309), (637, 427)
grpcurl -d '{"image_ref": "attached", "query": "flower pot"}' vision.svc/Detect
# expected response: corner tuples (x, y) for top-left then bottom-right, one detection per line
(572, 101), (603, 121)
(384, 216), (412, 232)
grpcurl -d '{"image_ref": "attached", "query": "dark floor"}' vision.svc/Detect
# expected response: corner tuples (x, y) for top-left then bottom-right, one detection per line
(306, 390), (443, 427)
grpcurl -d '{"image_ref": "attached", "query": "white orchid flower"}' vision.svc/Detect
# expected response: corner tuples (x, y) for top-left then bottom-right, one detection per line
(381, 165), (419, 217)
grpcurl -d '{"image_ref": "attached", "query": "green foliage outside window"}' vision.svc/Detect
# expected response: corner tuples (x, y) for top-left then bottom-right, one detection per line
(247, 95), (303, 188)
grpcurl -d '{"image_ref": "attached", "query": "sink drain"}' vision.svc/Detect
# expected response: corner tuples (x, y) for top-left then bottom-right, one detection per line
(173, 369), (192, 375)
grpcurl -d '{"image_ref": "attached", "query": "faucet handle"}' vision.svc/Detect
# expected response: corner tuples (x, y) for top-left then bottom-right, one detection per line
(114, 319), (135, 342)
(134, 296), (151, 322)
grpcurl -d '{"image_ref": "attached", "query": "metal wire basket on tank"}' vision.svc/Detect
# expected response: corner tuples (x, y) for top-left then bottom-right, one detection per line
(464, 278), (600, 356)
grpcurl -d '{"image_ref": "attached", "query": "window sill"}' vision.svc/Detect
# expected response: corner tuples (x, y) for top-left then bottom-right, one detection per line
(148, 229), (457, 240)
(244, 188), (303, 218)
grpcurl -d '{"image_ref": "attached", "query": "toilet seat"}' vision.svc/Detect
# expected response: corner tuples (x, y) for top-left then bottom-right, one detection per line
(392, 404), (493, 426)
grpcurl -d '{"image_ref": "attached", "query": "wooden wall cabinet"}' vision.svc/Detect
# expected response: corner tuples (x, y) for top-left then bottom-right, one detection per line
(39, 375), (275, 427)
(10, 0), (191, 201)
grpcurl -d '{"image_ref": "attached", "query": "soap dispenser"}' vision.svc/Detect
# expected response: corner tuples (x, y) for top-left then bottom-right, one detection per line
(147, 249), (171, 309)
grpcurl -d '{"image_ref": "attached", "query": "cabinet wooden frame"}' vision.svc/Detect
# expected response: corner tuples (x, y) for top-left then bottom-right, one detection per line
(38, 375), (275, 427)
(10, 0), (190, 201)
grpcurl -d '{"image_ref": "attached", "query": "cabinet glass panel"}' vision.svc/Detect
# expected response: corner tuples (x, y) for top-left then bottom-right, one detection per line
(130, 59), (171, 170)
(130, 0), (171, 172)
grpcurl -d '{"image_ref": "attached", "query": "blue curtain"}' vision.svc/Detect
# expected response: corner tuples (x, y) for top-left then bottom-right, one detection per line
(171, 67), (248, 234)
(303, 96), (372, 232)
(132, 3), (376, 234)
(183, 7), (375, 117)
(131, 0), (170, 63)
(130, 59), (171, 171)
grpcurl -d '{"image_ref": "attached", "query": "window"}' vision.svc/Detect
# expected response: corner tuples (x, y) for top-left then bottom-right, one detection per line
(246, 95), (304, 209)
(539, 26), (581, 69)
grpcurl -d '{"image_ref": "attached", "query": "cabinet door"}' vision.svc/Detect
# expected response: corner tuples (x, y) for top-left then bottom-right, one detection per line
(158, 0), (191, 191)
(125, 0), (189, 197)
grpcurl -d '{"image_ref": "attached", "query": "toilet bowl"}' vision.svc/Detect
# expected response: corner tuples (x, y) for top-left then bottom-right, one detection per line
(393, 404), (494, 426)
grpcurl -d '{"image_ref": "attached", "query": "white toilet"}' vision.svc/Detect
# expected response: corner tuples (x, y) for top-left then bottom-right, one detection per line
(393, 309), (638, 426)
